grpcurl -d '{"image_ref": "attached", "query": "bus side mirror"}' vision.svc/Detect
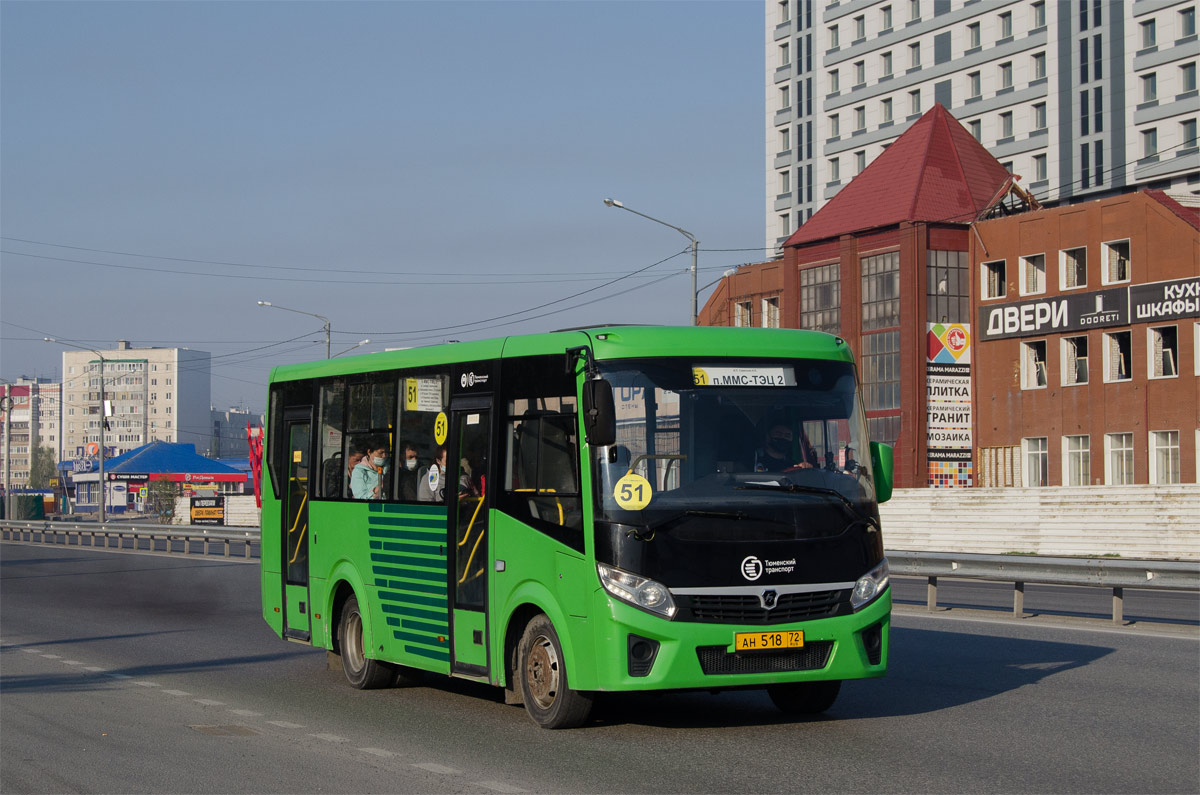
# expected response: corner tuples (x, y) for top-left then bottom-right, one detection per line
(582, 378), (616, 447)
(869, 441), (893, 503)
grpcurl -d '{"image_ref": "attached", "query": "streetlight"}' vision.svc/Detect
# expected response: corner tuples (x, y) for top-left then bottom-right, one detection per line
(331, 339), (371, 358)
(44, 338), (108, 523)
(603, 198), (700, 325)
(0, 378), (12, 520)
(257, 301), (331, 359)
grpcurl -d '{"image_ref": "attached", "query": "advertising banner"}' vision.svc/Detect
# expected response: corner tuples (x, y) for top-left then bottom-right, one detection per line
(190, 496), (225, 526)
(927, 323), (973, 487)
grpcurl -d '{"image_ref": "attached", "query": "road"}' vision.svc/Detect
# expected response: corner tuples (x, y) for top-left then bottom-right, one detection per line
(2, 542), (1197, 794)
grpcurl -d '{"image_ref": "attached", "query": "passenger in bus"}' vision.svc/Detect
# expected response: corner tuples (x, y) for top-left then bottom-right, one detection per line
(342, 445), (366, 497)
(418, 445), (448, 503)
(842, 446), (859, 475)
(397, 440), (421, 501)
(753, 419), (818, 473)
(351, 437), (389, 500)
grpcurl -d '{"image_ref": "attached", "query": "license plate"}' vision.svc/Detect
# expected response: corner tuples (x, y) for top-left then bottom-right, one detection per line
(734, 630), (804, 652)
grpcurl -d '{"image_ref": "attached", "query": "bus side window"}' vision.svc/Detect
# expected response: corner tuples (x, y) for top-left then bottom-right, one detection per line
(346, 379), (397, 501)
(398, 371), (450, 503)
(317, 380), (346, 498)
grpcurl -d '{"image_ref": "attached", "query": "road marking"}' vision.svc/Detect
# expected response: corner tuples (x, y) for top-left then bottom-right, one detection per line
(135, 681), (160, 687)
(62, 660), (83, 666)
(41, 654), (61, 659)
(475, 782), (528, 793)
(84, 666), (106, 672)
(266, 721), (305, 729)
(359, 747), (395, 758)
(412, 763), (460, 775)
(309, 733), (348, 743)
(230, 709), (262, 717)
(163, 689), (191, 696)
(194, 699), (226, 706)
(22, 649), (43, 654)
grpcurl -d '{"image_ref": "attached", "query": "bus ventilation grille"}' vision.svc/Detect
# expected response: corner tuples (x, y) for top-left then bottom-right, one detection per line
(696, 641), (833, 675)
(681, 590), (846, 624)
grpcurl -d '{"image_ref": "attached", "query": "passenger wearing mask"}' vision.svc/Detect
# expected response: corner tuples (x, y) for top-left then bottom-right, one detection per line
(397, 441), (421, 501)
(418, 445), (448, 503)
(753, 420), (818, 473)
(351, 437), (390, 500)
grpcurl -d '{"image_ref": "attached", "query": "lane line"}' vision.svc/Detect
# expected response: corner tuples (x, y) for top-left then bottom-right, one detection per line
(62, 660), (84, 666)
(194, 699), (226, 706)
(309, 733), (348, 743)
(359, 748), (395, 758)
(84, 666), (106, 672)
(134, 681), (160, 687)
(266, 721), (305, 729)
(40, 654), (61, 659)
(412, 763), (460, 775)
(230, 709), (262, 717)
(163, 690), (191, 696)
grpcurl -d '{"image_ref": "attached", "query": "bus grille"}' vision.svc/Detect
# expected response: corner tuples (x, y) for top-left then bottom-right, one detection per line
(695, 641), (833, 675)
(680, 590), (847, 624)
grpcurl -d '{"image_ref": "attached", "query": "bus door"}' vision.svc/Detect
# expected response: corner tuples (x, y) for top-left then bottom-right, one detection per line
(282, 409), (313, 642)
(447, 396), (492, 677)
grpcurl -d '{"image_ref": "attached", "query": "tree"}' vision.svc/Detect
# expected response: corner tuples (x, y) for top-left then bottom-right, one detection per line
(147, 479), (177, 523)
(28, 445), (57, 489)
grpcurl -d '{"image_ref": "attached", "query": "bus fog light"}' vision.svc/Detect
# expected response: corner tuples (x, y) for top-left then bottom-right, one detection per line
(851, 559), (889, 611)
(598, 563), (677, 618)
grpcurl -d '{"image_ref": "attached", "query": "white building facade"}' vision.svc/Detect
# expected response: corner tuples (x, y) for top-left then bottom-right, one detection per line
(766, 0), (1200, 253)
(1, 378), (62, 489)
(61, 341), (211, 462)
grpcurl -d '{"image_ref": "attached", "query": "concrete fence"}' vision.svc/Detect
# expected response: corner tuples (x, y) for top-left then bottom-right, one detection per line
(880, 485), (1200, 560)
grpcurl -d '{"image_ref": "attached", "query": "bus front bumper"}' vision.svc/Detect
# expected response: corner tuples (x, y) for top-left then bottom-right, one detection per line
(586, 587), (890, 693)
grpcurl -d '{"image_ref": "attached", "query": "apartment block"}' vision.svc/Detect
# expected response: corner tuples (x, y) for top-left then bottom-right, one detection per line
(0, 378), (62, 489)
(767, 0), (1200, 253)
(60, 341), (211, 462)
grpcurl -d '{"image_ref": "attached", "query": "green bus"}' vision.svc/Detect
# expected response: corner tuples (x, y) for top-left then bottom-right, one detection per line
(260, 326), (893, 728)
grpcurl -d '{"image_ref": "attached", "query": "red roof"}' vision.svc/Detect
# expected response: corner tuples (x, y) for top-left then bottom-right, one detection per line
(1145, 189), (1200, 232)
(784, 103), (1013, 247)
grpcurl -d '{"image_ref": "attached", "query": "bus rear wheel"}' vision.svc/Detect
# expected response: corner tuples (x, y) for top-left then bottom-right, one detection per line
(767, 680), (841, 715)
(518, 614), (593, 729)
(338, 595), (394, 690)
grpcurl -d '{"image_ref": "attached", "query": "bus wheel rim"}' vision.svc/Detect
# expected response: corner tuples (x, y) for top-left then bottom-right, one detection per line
(525, 634), (558, 710)
(346, 612), (364, 672)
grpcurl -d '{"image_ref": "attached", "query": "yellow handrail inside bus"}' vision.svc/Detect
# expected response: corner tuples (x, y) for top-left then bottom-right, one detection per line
(457, 494), (487, 584)
(287, 486), (307, 564)
(513, 487), (564, 525)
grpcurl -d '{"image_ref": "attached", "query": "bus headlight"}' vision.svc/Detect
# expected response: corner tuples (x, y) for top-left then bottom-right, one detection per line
(851, 558), (889, 611)
(597, 563), (677, 618)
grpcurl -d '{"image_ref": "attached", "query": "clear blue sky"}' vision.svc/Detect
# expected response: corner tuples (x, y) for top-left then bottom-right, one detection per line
(1, 1), (766, 411)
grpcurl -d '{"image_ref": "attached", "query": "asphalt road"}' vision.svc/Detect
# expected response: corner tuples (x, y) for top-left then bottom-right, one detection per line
(2, 542), (1197, 794)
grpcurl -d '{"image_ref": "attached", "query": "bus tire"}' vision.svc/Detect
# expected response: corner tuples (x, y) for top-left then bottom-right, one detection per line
(338, 595), (394, 690)
(518, 614), (593, 729)
(767, 680), (841, 714)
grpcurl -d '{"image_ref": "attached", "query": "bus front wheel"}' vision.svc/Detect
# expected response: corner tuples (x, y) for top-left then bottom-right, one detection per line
(767, 680), (841, 714)
(517, 614), (593, 729)
(338, 595), (394, 690)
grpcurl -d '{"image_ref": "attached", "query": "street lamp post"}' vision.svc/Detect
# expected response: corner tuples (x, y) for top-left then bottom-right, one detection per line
(331, 339), (371, 358)
(1, 379), (12, 520)
(603, 198), (699, 325)
(257, 301), (331, 359)
(44, 338), (107, 523)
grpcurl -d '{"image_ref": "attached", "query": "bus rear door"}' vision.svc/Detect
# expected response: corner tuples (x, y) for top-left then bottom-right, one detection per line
(448, 396), (492, 677)
(281, 408), (313, 641)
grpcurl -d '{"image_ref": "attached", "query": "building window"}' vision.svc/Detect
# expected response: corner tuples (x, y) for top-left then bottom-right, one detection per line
(854, 61), (866, 86)
(1021, 254), (1046, 295)
(830, 113), (841, 138)
(829, 69), (840, 93)
(855, 150), (866, 174)
(927, 250), (968, 323)
(1032, 52), (1046, 79)
(909, 88), (921, 115)
(1033, 102), (1047, 130)
(981, 260), (1006, 299)
(909, 42), (921, 68)
(1184, 119), (1199, 149)
(800, 263), (841, 334)
(1104, 330), (1132, 382)
(1182, 7), (1197, 37)
(779, 42), (790, 66)
(854, 15), (865, 41)
(861, 251), (900, 330)
(1064, 435), (1091, 486)
(761, 296), (781, 328)
(734, 301), (752, 327)
(1000, 111), (1014, 138)
(999, 11), (1013, 39)
(778, 0), (790, 22)
(881, 5), (893, 31)
(1105, 433), (1134, 485)
(1033, 153), (1047, 181)
(968, 22), (980, 49)
(861, 331), (900, 410)
(779, 127), (791, 153)
(968, 71), (981, 98)
(1182, 63), (1197, 93)
(1150, 430), (1181, 484)
(1061, 247), (1087, 289)
(828, 157), (840, 183)
(1062, 336), (1089, 386)
(1023, 437), (1049, 487)
(881, 97), (893, 123)
(779, 169), (791, 195)
(854, 106), (866, 132)
(1093, 34), (1102, 79)
(909, 0), (920, 22)
(779, 85), (791, 110)
(1000, 62), (1013, 89)
(829, 24), (839, 49)
(1022, 340), (1049, 389)
(1033, 1), (1045, 28)
(1142, 73), (1158, 102)
(1142, 128), (1158, 159)
(882, 51), (893, 77)
(1141, 19), (1156, 48)
(1102, 239), (1130, 284)
(1149, 326), (1179, 379)
(779, 213), (791, 238)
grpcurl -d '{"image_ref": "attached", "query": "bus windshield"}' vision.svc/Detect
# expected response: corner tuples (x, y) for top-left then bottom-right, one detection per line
(592, 357), (877, 541)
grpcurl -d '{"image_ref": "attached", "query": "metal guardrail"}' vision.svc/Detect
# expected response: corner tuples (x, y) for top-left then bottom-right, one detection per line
(0, 519), (259, 560)
(888, 551), (1200, 624)
(3, 520), (1197, 624)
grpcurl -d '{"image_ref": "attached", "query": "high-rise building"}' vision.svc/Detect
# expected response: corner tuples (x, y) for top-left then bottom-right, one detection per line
(0, 378), (62, 489)
(766, 0), (1200, 254)
(60, 341), (211, 463)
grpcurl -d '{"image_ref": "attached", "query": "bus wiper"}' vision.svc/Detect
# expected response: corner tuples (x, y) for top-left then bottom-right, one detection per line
(735, 482), (880, 532)
(629, 509), (749, 541)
